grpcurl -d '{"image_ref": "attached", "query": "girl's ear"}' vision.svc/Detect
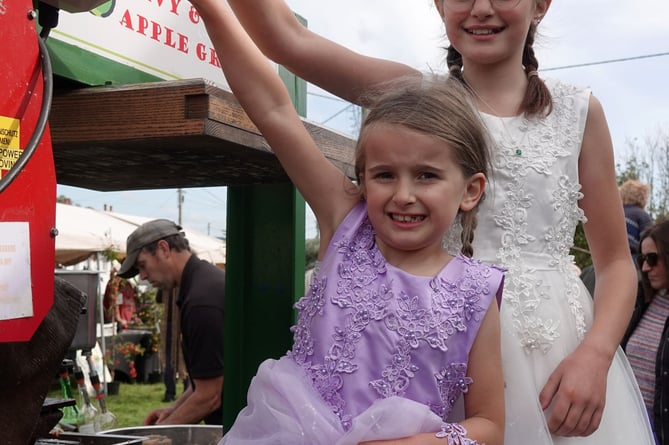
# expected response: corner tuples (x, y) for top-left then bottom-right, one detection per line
(459, 173), (486, 212)
(434, 0), (445, 19)
(535, 0), (551, 19)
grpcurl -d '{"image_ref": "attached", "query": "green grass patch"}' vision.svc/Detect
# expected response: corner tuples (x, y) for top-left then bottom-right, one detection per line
(49, 381), (182, 429)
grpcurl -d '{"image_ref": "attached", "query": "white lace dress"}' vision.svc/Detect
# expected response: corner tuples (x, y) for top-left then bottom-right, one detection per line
(445, 79), (655, 444)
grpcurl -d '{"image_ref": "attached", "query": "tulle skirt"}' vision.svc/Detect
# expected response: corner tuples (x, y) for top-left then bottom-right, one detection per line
(218, 356), (444, 445)
(500, 270), (656, 444)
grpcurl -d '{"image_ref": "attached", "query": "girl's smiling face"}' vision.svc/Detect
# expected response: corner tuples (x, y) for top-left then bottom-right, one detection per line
(435, 0), (550, 68)
(358, 123), (484, 268)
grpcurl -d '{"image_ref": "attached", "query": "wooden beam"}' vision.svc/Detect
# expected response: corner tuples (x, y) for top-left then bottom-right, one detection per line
(49, 78), (355, 191)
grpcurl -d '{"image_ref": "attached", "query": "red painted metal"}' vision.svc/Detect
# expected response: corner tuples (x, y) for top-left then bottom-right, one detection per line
(0, 0), (57, 341)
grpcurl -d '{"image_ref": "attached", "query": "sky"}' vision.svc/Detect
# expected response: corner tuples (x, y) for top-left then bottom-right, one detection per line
(57, 0), (669, 240)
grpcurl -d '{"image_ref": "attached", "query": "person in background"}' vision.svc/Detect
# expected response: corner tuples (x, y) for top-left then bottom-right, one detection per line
(117, 219), (225, 425)
(623, 219), (669, 445)
(103, 260), (138, 329)
(222, 0), (655, 442)
(190, 1), (507, 443)
(620, 179), (653, 256)
(582, 179), (652, 296)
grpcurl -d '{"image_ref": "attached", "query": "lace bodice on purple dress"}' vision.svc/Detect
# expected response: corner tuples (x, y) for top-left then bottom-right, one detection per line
(288, 203), (505, 430)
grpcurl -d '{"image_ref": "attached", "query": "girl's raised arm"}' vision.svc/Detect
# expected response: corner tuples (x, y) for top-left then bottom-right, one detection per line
(191, 0), (359, 242)
(227, 0), (418, 105)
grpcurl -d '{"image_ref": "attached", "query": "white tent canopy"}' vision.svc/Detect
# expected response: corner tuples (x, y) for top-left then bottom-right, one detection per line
(103, 209), (227, 266)
(55, 203), (226, 266)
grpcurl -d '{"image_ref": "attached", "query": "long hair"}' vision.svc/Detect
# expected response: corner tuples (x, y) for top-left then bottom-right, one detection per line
(446, 21), (553, 118)
(355, 74), (492, 257)
(638, 218), (669, 300)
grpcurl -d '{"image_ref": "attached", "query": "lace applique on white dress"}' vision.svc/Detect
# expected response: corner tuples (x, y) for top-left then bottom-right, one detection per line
(444, 78), (655, 444)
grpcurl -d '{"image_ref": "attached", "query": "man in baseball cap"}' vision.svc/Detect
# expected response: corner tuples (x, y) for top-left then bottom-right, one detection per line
(119, 218), (226, 425)
(117, 219), (183, 279)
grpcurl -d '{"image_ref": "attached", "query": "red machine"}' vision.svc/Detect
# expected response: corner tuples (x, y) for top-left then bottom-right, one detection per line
(0, 0), (107, 342)
(0, 0), (57, 342)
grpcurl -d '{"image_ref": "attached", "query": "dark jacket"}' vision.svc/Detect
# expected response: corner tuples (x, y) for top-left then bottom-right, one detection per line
(625, 204), (653, 255)
(622, 288), (669, 444)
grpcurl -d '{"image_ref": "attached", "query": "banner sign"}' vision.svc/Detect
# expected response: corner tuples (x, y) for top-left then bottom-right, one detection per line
(51, 0), (242, 88)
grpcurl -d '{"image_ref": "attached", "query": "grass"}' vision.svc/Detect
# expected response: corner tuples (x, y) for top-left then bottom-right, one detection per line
(106, 382), (178, 427)
(49, 381), (183, 430)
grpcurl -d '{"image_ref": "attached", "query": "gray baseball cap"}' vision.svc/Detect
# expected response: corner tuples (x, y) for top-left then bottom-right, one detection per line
(118, 219), (183, 278)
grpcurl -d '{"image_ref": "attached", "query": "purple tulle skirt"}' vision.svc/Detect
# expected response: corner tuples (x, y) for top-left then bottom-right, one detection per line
(219, 356), (444, 445)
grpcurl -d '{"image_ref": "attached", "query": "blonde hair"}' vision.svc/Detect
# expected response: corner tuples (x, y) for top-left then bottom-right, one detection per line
(354, 74), (491, 257)
(620, 179), (650, 208)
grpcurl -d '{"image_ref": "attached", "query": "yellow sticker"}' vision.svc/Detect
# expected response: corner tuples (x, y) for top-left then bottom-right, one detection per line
(0, 116), (22, 177)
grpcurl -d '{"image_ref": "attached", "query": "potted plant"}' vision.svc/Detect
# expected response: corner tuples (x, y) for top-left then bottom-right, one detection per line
(128, 287), (163, 382)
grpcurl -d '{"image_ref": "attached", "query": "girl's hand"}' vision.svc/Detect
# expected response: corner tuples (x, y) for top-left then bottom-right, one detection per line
(539, 342), (609, 436)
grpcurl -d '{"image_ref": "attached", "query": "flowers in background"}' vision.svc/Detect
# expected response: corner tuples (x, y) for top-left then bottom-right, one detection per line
(115, 341), (145, 381)
(129, 288), (162, 353)
(115, 341), (145, 362)
(105, 340), (145, 381)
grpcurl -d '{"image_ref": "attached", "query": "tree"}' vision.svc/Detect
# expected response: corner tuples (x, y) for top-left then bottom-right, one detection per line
(572, 124), (669, 270)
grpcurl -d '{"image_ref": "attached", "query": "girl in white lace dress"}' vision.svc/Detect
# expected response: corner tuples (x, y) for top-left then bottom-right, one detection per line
(222, 0), (655, 443)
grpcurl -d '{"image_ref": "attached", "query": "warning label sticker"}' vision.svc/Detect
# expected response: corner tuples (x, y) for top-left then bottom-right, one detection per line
(0, 116), (21, 178)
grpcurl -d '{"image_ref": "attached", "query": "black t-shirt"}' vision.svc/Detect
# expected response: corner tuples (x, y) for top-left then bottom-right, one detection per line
(177, 255), (225, 425)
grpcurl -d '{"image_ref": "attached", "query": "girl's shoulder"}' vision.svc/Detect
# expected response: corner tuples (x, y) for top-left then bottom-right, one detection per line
(447, 255), (506, 307)
(543, 77), (591, 101)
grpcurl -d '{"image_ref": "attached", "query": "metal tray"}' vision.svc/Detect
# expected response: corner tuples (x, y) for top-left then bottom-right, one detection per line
(102, 425), (223, 445)
(36, 432), (143, 445)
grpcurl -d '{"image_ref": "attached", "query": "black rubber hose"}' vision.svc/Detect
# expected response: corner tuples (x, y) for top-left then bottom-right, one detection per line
(0, 34), (54, 193)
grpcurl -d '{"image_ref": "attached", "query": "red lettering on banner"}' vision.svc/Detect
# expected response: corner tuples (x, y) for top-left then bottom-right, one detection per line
(147, 0), (182, 16)
(162, 26), (176, 48)
(195, 43), (221, 68)
(119, 9), (190, 55)
(137, 14), (150, 35)
(176, 32), (189, 54)
(151, 21), (166, 43)
(208, 47), (221, 68)
(170, 0), (182, 15)
(188, 5), (200, 25)
(195, 43), (206, 62)
(119, 9), (133, 30)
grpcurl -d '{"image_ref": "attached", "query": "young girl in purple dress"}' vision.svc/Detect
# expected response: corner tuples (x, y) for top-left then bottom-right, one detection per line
(190, 2), (505, 444)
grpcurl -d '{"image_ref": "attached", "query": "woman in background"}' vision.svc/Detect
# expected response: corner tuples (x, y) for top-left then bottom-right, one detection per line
(623, 219), (669, 445)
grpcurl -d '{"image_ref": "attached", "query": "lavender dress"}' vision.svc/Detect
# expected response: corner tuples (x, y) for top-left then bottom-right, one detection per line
(220, 203), (505, 445)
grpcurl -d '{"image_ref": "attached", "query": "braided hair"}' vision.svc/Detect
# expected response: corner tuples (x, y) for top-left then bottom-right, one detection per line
(446, 22), (553, 118)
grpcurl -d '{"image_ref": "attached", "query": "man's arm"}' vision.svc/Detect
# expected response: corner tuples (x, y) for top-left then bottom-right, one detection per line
(148, 375), (224, 425)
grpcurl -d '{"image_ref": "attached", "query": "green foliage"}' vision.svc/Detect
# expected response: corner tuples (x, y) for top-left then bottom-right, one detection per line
(101, 247), (121, 263)
(575, 127), (669, 271)
(570, 222), (591, 270)
(130, 288), (162, 353)
(618, 130), (669, 218)
(616, 153), (648, 186)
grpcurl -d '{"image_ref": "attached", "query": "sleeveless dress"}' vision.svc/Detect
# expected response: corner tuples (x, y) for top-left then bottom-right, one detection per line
(444, 78), (655, 444)
(220, 202), (505, 445)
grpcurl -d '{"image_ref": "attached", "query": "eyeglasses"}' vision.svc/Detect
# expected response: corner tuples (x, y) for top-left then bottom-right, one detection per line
(638, 252), (660, 268)
(443, 0), (523, 13)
